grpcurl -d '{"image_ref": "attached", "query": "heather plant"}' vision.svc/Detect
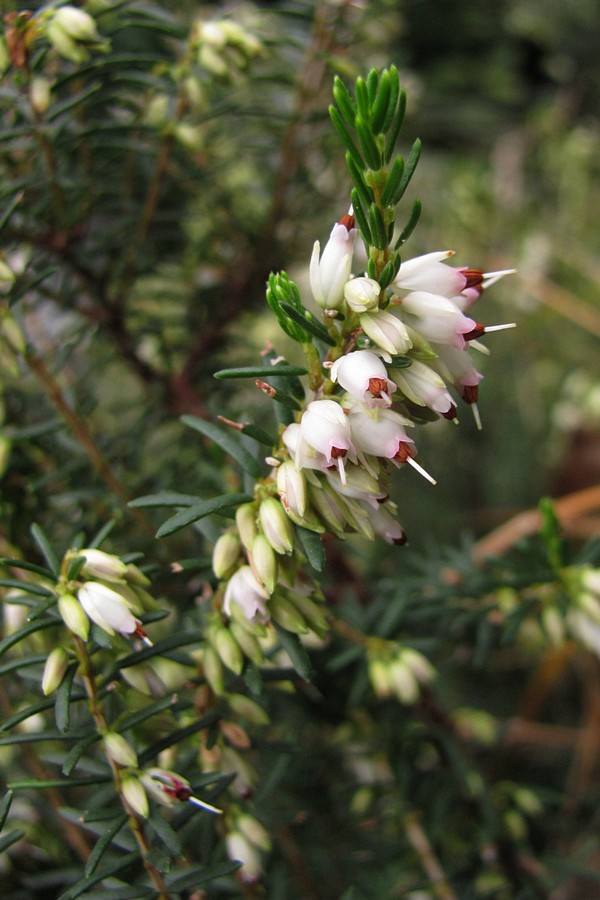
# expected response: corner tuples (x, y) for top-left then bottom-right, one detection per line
(1, 3), (600, 899)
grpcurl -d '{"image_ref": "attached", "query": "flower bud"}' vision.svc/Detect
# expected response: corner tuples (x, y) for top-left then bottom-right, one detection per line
(236, 503), (258, 550)
(259, 498), (294, 556)
(269, 595), (309, 635)
(58, 593), (90, 640)
(42, 647), (69, 695)
(229, 622), (265, 667)
(360, 310), (412, 357)
(0, 260), (15, 295)
(30, 76), (52, 114)
(212, 626), (244, 675)
(226, 830), (263, 884)
(212, 532), (241, 579)
(103, 732), (138, 768)
(237, 813), (271, 851)
(227, 693), (270, 725)
(309, 213), (357, 310)
(344, 276), (381, 312)
(288, 592), (329, 636)
(78, 548), (128, 582)
(388, 657), (419, 703)
(277, 460), (307, 517)
(121, 775), (149, 819)
(251, 534), (278, 594)
(368, 657), (393, 698)
(202, 644), (226, 694)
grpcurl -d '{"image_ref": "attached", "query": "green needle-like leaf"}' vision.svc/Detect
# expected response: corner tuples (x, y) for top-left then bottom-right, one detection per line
(155, 493), (254, 539)
(380, 155), (405, 207)
(332, 76), (357, 125)
(279, 303), (336, 346)
(345, 152), (375, 210)
(355, 116), (382, 170)
(371, 70), (391, 133)
(349, 190), (372, 244)
(382, 66), (401, 132)
(390, 137), (422, 205)
(181, 416), (264, 479)
(395, 199), (422, 248)
(384, 89), (407, 163)
(329, 106), (364, 171)
(214, 365), (307, 379)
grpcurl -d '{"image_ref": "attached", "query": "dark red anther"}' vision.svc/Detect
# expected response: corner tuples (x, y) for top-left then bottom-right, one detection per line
(174, 784), (192, 801)
(330, 446), (347, 459)
(367, 376), (389, 398)
(462, 384), (479, 404)
(133, 623), (148, 640)
(392, 530), (408, 546)
(393, 442), (416, 464)
(442, 403), (458, 421)
(338, 213), (356, 231)
(463, 322), (486, 341)
(461, 268), (484, 288)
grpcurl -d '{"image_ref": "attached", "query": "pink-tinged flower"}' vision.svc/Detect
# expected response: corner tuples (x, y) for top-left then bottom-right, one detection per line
(395, 250), (469, 296)
(223, 566), (269, 622)
(330, 350), (396, 409)
(77, 581), (146, 639)
(396, 291), (477, 349)
(348, 407), (436, 484)
(432, 344), (484, 394)
(140, 768), (222, 814)
(367, 504), (408, 545)
(309, 211), (357, 310)
(226, 831), (263, 884)
(299, 399), (355, 484)
(276, 459), (307, 517)
(452, 268), (516, 311)
(391, 359), (456, 419)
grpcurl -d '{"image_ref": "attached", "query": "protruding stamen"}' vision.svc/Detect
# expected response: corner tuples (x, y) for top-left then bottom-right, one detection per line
(471, 403), (483, 431)
(406, 457), (437, 485)
(188, 796), (223, 815)
(481, 323), (516, 333)
(464, 322), (516, 341)
(482, 268), (516, 289)
(461, 268), (484, 288)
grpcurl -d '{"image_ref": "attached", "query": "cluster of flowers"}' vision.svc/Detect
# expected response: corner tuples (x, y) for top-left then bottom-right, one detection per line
(213, 212), (514, 649)
(56, 548), (154, 644)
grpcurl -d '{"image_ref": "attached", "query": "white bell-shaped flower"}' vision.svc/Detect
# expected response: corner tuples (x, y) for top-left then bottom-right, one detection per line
(299, 399), (355, 484)
(397, 291), (476, 349)
(391, 359), (456, 419)
(330, 350), (396, 409)
(78, 582), (142, 638)
(309, 212), (357, 310)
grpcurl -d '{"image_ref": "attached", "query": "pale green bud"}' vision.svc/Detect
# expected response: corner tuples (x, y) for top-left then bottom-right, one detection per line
(288, 592), (329, 636)
(124, 563), (151, 588)
(144, 93), (170, 127)
(236, 503), (258, 550)
(344, 276), (381, 312)
(400, 647), (435, 684)
(58, 593), (90, 640)
(0, 436), (11, 479)
(212, 532), (241, 579)
(228, 600), (268, 638)
(259, 498), (294, 555)
(78, 548), (128, 582)
(212, 626), (244, 675)
(360, 310), (412, 357)
(308, 483), (347, 537)
(0, 314), (26, 353)
(30, 76), (52, 114)
(103, 732), (138, 768)
(388, 657), (419, 704)
(269, 595), (308, 635)
(42, 647), (69, 695)
(0, 261), (15, 295)
(541, 606), (565, 645)
(198, 44), (228, 77)
(121, 775), (149, 819)
(237, 812), (271, 851)
(227, 692), (269, 725)
(52, 7), (100, 42)
(229, 621), (264, 667)
(277, 460), (307, 518)
(251, 534), (278, 594)
(203, 645), (225, 694)
(175, 123), (204, 151)
(367, 658), (393, 698)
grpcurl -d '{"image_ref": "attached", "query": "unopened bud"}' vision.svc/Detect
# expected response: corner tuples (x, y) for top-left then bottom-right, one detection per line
(344, 276), (381, 312)
(121, 775), (149, 818)
(288, 592), (329, 636)
(212, 532), (241, 579)
(236, 503), (258, 550)
(251, 534), (278, 594)
(259, 498), (294, 556)
(270, 594), (308, 635)
(58, 593), (90, 640)
(227, 692), (269, 725)
(212, 626), (244, 675)
(42, 647), (69, 695)
(30, 76), (52, 114)
(78, 548), (128, 582)
(229, 621), (265, 667)
(202, 644), (225, 694)
(277, 460), (307, 517)
(103, 732), (138, 768)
